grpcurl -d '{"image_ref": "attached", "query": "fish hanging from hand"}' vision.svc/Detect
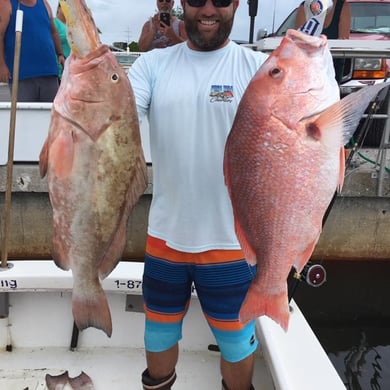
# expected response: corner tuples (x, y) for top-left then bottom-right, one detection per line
(224, 29), (389, 331)
(39, 0), (147, 337)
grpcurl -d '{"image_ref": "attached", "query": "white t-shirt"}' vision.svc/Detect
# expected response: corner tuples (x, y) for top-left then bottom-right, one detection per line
(129, 41), (267, 253)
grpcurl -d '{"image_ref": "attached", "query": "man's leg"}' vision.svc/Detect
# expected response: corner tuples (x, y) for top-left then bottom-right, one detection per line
(38, 76), (59, 102)
(146, 343), (179, 379)
(141, 237), (192, 389)
(142, 344), (178, 389)
(221, 354), (254, 390)
(194, 258), (258, 390)
(142, 332), (179, 390)
(13, 79), (37, 102)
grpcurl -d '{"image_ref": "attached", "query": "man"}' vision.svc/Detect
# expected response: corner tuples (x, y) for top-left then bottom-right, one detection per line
(0, 0), (64, 102)
(138, 0), (187, 51)
(54, 1), (71, 80)
(129, 1), (268, 389)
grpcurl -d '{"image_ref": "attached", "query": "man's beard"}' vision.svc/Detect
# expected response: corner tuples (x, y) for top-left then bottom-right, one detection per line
(184, 15), (234, 51)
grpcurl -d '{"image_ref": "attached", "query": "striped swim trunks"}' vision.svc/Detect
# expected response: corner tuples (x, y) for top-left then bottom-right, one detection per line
(143, 235), (258, 363)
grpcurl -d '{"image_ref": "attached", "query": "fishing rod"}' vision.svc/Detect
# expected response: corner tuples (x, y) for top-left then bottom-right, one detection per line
(248, 0), (258, 44)
(287, 85), (390, 302)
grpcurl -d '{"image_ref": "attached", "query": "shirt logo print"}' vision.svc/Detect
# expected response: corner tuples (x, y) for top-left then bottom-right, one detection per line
(209, 85), (234, 103)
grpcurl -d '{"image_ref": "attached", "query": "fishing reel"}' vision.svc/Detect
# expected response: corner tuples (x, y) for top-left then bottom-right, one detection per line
(288, 261), (326, 302)
(295, 262), (327, 287)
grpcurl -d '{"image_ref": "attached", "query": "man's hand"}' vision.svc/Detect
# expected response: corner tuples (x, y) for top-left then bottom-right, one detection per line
(0, 62), (11, 83)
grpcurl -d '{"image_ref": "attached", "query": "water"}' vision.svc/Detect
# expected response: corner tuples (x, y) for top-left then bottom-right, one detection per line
(294, 260), (390, 390)
(316, 325), (390, 390)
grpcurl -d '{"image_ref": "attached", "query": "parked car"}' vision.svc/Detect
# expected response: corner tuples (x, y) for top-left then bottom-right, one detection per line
(264, 0), (390, 146)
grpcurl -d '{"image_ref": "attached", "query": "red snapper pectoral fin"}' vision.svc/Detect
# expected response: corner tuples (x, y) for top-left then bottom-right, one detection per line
(305, 82), (390, 147)
(337, 82), (390, 145)
(304, 84), (389, 192)
(303, 111), (346, 191)
(239, 281), (290, 331)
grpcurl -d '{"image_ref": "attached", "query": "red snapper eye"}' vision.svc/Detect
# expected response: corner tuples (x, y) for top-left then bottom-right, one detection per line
(269, 67), (283, 79)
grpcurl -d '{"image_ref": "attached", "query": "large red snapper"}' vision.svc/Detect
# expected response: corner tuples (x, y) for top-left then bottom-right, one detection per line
(39, 0), (147, 337)
(224, 29), (389, 331)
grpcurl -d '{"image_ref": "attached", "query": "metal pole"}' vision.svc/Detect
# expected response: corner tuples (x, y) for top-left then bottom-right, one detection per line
(1, 9), (23, 269)
(377, 89), (390, 196)
(248, 0), (258, 44)
(249, 17), (255, 44)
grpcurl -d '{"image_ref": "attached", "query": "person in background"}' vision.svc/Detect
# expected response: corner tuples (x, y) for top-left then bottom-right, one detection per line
(54, 1), (70, 80)
(129, 0), (268, 389)
(138, 0), (187, 51)
(296, 0), (351, 83)
(0, 0), (64, 102)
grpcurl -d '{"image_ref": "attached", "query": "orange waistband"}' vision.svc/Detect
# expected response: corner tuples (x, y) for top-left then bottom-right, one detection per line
(146, 235), (244, 264)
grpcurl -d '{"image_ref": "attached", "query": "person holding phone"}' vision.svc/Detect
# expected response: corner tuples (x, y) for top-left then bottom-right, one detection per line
(138, 0), (187, 51)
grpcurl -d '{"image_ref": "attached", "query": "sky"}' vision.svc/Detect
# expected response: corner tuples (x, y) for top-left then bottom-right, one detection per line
(46, 0), (300, 46)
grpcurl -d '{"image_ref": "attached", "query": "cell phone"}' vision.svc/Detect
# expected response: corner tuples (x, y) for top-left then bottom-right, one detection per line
(160, 12), (170, 27)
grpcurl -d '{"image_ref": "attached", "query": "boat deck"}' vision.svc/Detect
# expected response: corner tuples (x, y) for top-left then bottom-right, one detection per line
(0, 347), (273, 390)
(0, 261), (274, 390)
(0, 261), (346, 390)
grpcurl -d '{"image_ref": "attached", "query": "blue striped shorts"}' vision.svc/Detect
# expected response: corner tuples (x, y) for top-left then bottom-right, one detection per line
(143, 236), (258, 363)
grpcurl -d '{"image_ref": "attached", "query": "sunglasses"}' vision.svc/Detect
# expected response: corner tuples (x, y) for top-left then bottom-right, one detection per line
(186, 0), (233, 7)
(158, 0), (172, 3)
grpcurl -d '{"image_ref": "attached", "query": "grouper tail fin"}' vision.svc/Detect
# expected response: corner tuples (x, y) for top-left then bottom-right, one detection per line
(72, 281), (112, 337)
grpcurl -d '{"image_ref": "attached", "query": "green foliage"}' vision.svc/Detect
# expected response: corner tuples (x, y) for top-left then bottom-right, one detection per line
(128, 41), (140, 52)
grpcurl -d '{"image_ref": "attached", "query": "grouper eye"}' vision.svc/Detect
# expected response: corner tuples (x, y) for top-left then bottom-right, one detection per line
(269, 67), (283, 79)
(111, 73), (119, 83)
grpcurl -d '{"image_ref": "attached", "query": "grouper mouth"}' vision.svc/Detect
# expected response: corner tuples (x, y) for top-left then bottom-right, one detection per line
(71, 45), (112, 70)
(60, 0), (101, 58)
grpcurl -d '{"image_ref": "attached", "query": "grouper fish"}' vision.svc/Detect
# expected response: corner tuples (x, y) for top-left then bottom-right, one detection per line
(224, 29), (389, 331)
(39, 0), (147, 337)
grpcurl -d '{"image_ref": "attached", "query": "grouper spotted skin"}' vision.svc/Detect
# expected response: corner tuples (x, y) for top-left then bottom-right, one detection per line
(39, 0), (147, 337)
(224, 29), (389, 331)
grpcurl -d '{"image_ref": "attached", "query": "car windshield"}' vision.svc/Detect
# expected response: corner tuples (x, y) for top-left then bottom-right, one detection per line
(350, 3), (390, 34)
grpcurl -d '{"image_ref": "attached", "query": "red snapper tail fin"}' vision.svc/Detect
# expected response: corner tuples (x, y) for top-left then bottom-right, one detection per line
(239, 284), (290, 331)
